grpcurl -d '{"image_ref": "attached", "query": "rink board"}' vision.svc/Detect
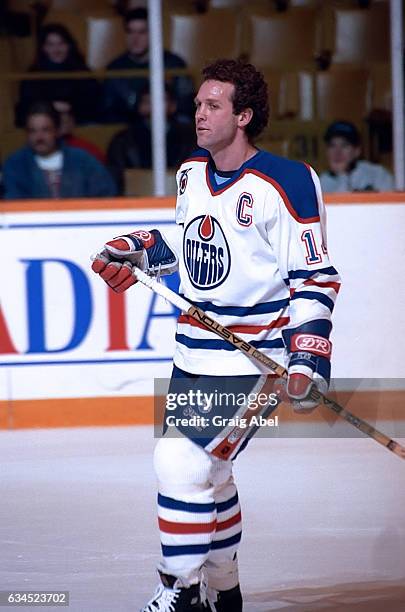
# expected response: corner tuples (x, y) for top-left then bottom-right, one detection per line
(1, 194), (405, 428)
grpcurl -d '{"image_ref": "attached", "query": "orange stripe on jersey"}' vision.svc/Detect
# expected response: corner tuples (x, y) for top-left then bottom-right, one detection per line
(158, 517), (217, 534)
(177, 314), (290, 334)
(216, 511), (242, 532)
(303, 279), (341, 293)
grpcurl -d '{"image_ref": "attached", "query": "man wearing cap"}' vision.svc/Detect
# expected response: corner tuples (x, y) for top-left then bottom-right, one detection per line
(320, 121), (393, 193)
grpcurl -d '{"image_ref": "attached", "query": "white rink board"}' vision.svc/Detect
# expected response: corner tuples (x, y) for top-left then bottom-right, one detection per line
(1, 202), (405, 401)
(327, 203), (405, 378)
(1, 208), (178, 401)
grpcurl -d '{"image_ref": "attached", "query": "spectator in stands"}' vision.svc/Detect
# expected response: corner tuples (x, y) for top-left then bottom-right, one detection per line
(320, 121), (394, 193)
(53, 99), (106, 164)
(103, 7), (194, 123)
(106, 84), (195, 194)
(3, 101), (116, 200)
(15, 23), (100, 126)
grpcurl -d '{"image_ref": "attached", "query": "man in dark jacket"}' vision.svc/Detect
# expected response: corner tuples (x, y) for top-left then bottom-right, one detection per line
(103, 7), (194, 123)
(3, 101), (116, 199)
(107, 84), (196, 194)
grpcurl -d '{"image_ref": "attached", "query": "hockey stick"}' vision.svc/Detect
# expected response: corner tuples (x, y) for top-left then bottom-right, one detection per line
(133, 266), (405, 461)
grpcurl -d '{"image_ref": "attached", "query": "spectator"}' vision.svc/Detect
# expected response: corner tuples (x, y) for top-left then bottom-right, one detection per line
(3, 101), (116, 200)
(320, 121), (394, 193)
(103, 7), (194, 123)
(53, 99), (106, 164)
(15, 23), (100, 126)
(106, 84), (195, 194)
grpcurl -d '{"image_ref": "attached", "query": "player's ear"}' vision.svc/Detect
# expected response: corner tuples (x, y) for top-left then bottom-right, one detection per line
(238, 107), (253, 128)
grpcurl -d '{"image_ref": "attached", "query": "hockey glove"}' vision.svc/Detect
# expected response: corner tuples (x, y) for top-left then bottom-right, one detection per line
(282, 324), (331, 413)
(91, 229), (178, 293)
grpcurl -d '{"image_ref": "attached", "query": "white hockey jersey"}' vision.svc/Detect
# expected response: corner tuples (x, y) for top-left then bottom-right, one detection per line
(171, 148), (341, 376)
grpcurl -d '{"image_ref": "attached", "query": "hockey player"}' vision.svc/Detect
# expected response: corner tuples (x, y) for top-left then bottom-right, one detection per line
(91, 59), (341, 611)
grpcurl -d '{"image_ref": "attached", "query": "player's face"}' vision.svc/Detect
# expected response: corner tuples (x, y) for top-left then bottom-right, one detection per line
(326, 137), (360, 174)
(194, 80), (239, 154)
(126, 19), (149, 57)
(26, 114), (58, 156)
(43, 33), (70, 64)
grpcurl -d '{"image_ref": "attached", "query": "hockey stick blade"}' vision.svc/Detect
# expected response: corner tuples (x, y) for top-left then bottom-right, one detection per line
(132, 267), (405, 461)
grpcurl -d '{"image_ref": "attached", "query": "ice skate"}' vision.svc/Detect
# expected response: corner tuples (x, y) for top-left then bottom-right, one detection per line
(140, 571), (203, 611)
(202, 584), (243, 612)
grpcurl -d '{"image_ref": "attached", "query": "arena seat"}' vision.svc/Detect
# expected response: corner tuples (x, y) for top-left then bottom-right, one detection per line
(315, 68), (371, 121)
(370, 63), (392, 112)
(169, 9), (242, 69)
(255, 138), (290, 158)
(0, 38), (13, 73)
(86, 16), (125, 70)
(261, 119), (321, 167)
(0, 40), (16, 133)
(7, 0), (39, 9)
(209, 0), (266, 6)
(50, 0), (113, 9)
(75, 124), (126, 152)
(263, 70), (287, 120)
(264, 69), (314, 120)
(7, 35), (36, 71)
(0, 129), (25, 162)
(0, 87), (16, 136)
(368, 63), (392, 167)
(288, 0), (320, 5)
(209, 0), (244, 6)
(246, 8), (321, 68)
(125, 169), (177, 197)
(331, 4), (390, 64)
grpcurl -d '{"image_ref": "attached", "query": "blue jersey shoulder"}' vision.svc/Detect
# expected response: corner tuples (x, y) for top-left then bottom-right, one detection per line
(248, 150), (320, 222)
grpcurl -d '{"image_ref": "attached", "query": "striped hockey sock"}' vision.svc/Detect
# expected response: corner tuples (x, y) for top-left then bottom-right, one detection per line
(158, 492), (217, 583)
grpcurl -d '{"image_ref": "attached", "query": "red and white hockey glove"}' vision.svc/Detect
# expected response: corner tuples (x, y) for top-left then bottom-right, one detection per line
(91, 229), (177, 293)
(282, 325), (332, 413)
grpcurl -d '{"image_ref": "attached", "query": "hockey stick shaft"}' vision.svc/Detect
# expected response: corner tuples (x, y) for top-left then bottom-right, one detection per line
(133, 267), (405, 460)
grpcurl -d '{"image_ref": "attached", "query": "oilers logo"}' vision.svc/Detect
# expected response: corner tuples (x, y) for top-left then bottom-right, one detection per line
(183, 215), (231, 290)
(179, 168), (192, 195)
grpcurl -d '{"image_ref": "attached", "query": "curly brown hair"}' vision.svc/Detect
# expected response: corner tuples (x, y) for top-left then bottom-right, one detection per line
(202, 58), (269, 141)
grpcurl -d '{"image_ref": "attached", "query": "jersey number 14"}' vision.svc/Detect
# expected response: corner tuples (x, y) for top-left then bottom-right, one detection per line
(301, 229), (326, 264)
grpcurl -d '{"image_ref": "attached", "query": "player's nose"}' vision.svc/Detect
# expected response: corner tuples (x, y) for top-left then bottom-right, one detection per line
(195, 107), (206, 121)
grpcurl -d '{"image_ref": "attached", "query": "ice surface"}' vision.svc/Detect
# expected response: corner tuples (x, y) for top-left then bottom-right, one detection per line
(1, 427), (404, 611)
